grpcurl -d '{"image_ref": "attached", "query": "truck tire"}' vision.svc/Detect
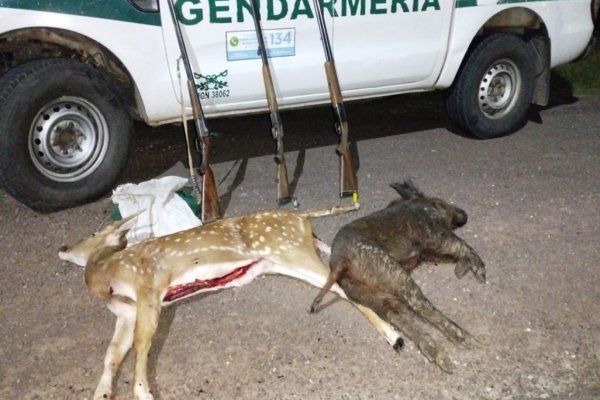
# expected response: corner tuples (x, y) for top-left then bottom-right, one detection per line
(0, 58), (132, 212)
(445, 33), (535, 139)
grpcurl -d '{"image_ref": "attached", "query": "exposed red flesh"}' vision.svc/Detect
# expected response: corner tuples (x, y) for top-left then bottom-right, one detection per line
(163, 260), (260, 302)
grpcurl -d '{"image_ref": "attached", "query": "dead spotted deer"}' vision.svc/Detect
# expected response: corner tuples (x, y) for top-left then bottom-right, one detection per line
(310, 181), (487, 372)
(58, 204), (403, 400)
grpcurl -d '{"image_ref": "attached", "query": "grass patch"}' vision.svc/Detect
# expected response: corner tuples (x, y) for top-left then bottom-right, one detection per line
(554, 43), (600, 96)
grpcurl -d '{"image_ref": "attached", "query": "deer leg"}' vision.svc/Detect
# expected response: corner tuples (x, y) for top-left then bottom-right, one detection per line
(431, 232), (486, 283)
(93, 300), (136, 400)
(350, 302), (403, 349)
(132, 293), (162, 400)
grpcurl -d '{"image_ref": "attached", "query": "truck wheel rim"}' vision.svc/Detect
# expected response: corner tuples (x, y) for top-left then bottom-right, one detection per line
(478, 58), (521, 120)
(29, 96), (109, 182)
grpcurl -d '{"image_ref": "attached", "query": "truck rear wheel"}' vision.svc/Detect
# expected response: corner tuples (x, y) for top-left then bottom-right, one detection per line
(445, 33), (535, 139)
(0, 58), (132, 212)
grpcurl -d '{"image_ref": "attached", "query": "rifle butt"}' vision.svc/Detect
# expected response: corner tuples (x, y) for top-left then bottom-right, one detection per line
(338, 148), (357, 197)
(276, 153), (291, 204)
(201, 167), (222, 223)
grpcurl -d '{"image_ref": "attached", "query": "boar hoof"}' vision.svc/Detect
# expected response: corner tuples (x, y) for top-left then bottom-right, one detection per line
(418, 335), (454, 373)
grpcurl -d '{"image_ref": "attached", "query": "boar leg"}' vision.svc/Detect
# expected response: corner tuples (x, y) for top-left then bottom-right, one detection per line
(430, 232), (486, 283)
(384, 299), (454, 373)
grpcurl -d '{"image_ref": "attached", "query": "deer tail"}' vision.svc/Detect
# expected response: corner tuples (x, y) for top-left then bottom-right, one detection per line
(296, 202), (360, 219)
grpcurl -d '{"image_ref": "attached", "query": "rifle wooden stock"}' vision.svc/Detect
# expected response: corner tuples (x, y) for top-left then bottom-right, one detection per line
(262, 66), (278, 115)
(324, 62), (343, 105)
(200, 164), (221, 223)
(275, 138), (291, 203)
(338, 142), (356, 196)
(187, 80), (202, 120)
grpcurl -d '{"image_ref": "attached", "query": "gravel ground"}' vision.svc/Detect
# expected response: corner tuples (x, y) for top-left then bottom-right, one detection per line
(1, 94), (599, 400)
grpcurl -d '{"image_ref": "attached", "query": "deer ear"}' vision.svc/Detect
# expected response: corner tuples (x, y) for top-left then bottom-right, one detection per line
(106, 212), (140, 246)
(115, 212), (140, 234)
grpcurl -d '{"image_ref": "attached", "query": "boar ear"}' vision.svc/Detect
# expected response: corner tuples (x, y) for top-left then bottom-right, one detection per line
(390, 179), (423, 200)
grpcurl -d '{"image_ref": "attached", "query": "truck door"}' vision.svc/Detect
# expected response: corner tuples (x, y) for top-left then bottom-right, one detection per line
(160, 0), (334, 115)
(331, 0), (453, 94)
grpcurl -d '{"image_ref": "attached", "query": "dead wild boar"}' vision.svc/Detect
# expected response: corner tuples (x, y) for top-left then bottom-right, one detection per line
(311, 180), (486, 372)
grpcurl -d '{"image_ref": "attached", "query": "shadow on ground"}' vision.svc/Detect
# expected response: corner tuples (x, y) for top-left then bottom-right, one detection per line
(121, 79), (579, 185)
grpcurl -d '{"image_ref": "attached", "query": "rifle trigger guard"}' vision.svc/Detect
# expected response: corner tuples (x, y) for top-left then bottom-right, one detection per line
(333, 122), (342, 137)
(271, 127), (279, 140)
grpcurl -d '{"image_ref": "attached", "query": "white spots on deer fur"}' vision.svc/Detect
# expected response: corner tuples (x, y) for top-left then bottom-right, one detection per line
(265, 226), (273, 233)
(254, 245), (272, 256)
(174, 238), (182, 243)
(259, 236), (266, 243)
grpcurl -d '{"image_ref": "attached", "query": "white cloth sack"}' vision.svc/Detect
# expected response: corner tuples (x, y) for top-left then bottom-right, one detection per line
(112, 176), (201, 245)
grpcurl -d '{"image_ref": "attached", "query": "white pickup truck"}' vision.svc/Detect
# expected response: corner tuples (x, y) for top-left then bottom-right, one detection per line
(0, 0), (596, 211)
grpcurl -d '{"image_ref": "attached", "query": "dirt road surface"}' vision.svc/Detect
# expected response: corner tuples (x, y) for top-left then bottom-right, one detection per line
(1, 93), (599, 399)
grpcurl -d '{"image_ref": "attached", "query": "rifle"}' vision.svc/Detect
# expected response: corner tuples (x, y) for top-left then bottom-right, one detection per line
(167, 0), (221, 223)
(249, 0), (291, 205)
(311, 0), (358, 198)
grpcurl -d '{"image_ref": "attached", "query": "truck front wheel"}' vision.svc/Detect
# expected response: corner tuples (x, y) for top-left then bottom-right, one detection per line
(445, 33), (535, 139)
(0, 58), (132, 212)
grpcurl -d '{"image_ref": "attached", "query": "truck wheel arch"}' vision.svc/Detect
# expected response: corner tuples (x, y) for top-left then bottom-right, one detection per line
(0, 27), (144, 118)
(438, 6), (550, 104)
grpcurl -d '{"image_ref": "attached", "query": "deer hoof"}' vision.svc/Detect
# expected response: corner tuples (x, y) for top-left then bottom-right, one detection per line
(393, 336), (404, 351)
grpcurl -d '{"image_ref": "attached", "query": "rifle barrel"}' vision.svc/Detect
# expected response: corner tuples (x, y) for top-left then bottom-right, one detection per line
(312, 0), (334, 62)
(250, 0), (271, 65)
